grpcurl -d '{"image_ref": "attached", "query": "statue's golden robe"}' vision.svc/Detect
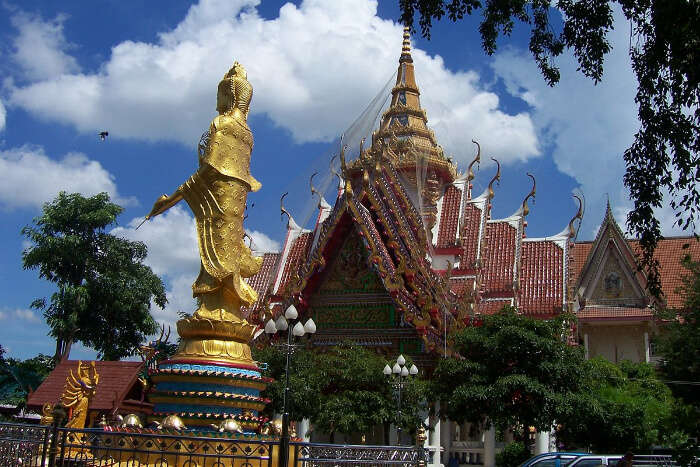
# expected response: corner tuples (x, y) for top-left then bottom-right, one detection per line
(180, 114), (262, 309)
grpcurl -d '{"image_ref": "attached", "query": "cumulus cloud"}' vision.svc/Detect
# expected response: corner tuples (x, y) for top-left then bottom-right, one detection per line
(9, 0), (538, 165)
(0, 307), (40, 323)
(490, 9), (673, 236)
(0, 145), (134, 210)
(112, 206), (199, 327)
(10, 11), (80, 81)
(248, 229), (281, 253)
(113, 204), (280, 328)
(0, 98), (6, 132)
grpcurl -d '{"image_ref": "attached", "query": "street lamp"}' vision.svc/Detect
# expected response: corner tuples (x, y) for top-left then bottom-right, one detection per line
(265, 304), (317, 467)
(383, 354), (418, 445)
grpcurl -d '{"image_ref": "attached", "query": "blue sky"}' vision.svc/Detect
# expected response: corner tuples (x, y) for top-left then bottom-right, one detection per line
(0, 0), (684, 360)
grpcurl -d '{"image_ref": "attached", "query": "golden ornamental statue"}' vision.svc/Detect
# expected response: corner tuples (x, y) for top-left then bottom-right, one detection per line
(146, 61), (263, 364)
(61, 361), (99, 430)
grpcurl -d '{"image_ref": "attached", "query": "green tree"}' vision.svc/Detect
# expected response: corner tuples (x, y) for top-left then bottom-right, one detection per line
(399, 0), (699, 297)
(656, 256), (700, 463)
(255, 342), (426, 442)
(431, 307), (587, 450)
(556, 358), (680, 453)
(22, 192), (167, 362)
(0, 353), (55, 408)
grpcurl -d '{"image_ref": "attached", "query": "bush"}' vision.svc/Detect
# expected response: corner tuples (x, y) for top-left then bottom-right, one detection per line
(496, 441), (530, 467)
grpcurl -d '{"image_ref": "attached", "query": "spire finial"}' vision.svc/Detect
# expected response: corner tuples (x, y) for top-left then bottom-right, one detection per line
(402, 26), (412, 58)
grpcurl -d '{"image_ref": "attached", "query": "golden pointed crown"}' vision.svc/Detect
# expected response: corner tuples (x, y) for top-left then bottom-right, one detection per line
(216, 61), (252, 118)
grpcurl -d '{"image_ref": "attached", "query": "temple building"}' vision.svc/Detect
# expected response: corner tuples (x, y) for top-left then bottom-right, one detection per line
(242, 28), (699, 466)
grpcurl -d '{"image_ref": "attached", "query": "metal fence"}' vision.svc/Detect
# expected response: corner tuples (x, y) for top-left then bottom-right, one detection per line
(0, 422), (426, 467)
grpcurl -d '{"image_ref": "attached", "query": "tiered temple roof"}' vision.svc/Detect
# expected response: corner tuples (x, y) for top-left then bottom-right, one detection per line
(243, 28), (698, 360)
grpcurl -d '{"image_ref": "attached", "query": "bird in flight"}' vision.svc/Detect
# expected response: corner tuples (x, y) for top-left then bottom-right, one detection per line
(99, 131), (109, 141)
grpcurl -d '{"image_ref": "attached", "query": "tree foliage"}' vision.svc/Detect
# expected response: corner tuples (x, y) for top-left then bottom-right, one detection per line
(399, 0), (699, 296)
(254, 342), (426, 440)
(656, 256), (700, 463)
(22, 192), (167, 361)
(431, 307), (586, 447)
(556, 358), (680, 453)
(0, 353), (55, 407)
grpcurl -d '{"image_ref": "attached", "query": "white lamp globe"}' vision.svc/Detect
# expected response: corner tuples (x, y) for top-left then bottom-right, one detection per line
(292, 322), (305, 337)
(383, 364), (392, 375)
(400, 366), (409, 377)
(264, 319), (277, 334)
(392, 363), (401, 374)
(275, 316), (288, 331)
(303, 318), (317, 334)
(397, 354), (406, 366)
(285, 304), (298, 320)
(409, 364), (418, 375)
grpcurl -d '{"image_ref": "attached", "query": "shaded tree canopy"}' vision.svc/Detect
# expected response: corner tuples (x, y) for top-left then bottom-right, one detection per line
(556, 358), (680, 453)
(399, 0), (699, 297)
(254, 342), (426, 441)
(0, 353), (55, 408)
(22, 192), (167, 361)
(657, 256), (700, 463)
(431, 307), (586, 447)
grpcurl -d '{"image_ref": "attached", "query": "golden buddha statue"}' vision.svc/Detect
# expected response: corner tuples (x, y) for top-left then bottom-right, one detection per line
(146, 62), (262, 358)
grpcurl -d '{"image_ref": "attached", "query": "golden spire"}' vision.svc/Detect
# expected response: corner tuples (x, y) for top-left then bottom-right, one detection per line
(401, 26), (412, 60)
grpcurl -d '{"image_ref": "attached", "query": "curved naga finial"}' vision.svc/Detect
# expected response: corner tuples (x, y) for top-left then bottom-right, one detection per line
(339, 135), (348, 173)
(487, 157), (501, 201)
(466, 140), (481, 182)
(567, 195), (584, 239)
(280, 192), (292, 223)
(329, 154), (342, 187)
(521, 173), (536, 217)
(310, 172), (320, 201)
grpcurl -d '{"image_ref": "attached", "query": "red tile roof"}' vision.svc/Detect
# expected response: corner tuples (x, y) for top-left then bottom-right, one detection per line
(519, 240), (565, 317)
(577, 306), (654, 320)
(482, 221), (517, 294)
(572, 237), (700, 309)
(571, 242), (593, 286)
(277, 232), (312, 294)
(27, 360), (144, 412)
(449, 276), (475, 298)
(436, 185), (462, 247)
(477, 299), (511, 315)
(458, 203), (483, 269)
(242, 252), (281, 315)
(629, 237), (700, 309)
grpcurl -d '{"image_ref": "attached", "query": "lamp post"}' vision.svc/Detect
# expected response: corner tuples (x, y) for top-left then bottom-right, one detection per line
(265, 304), (317, 467)
(383, 355), (418, 445)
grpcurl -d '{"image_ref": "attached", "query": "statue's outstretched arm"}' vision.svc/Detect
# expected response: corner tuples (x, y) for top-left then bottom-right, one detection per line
(146, 189), (184, 220)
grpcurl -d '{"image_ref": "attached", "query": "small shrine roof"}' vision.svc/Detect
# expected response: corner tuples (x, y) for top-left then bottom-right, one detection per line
(572, 237), (700, 309)
(27, 360), (144, 412)
(577, 306), (654, 321)
(436, 184), (462, 248)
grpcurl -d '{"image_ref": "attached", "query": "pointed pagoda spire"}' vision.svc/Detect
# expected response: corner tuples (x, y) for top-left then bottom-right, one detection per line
(378, 26), (430, 139)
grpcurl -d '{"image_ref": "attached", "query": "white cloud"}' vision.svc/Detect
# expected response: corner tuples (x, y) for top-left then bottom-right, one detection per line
(248, 229), (281, 253)
(0, 308), (40, 323)
(490, 9), (672, 236)
(113, 206), (199, 329)
(9, 0), (538, 165)
(10, 11), (80, 81)
(113, 204), (281, 328)
(0, 145), (134, 210)
(0, 98), (6, 132)
(113, 206), (199, 277)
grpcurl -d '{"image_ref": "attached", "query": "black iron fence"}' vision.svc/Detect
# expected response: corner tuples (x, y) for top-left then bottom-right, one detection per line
(0, 422), (426, 466)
